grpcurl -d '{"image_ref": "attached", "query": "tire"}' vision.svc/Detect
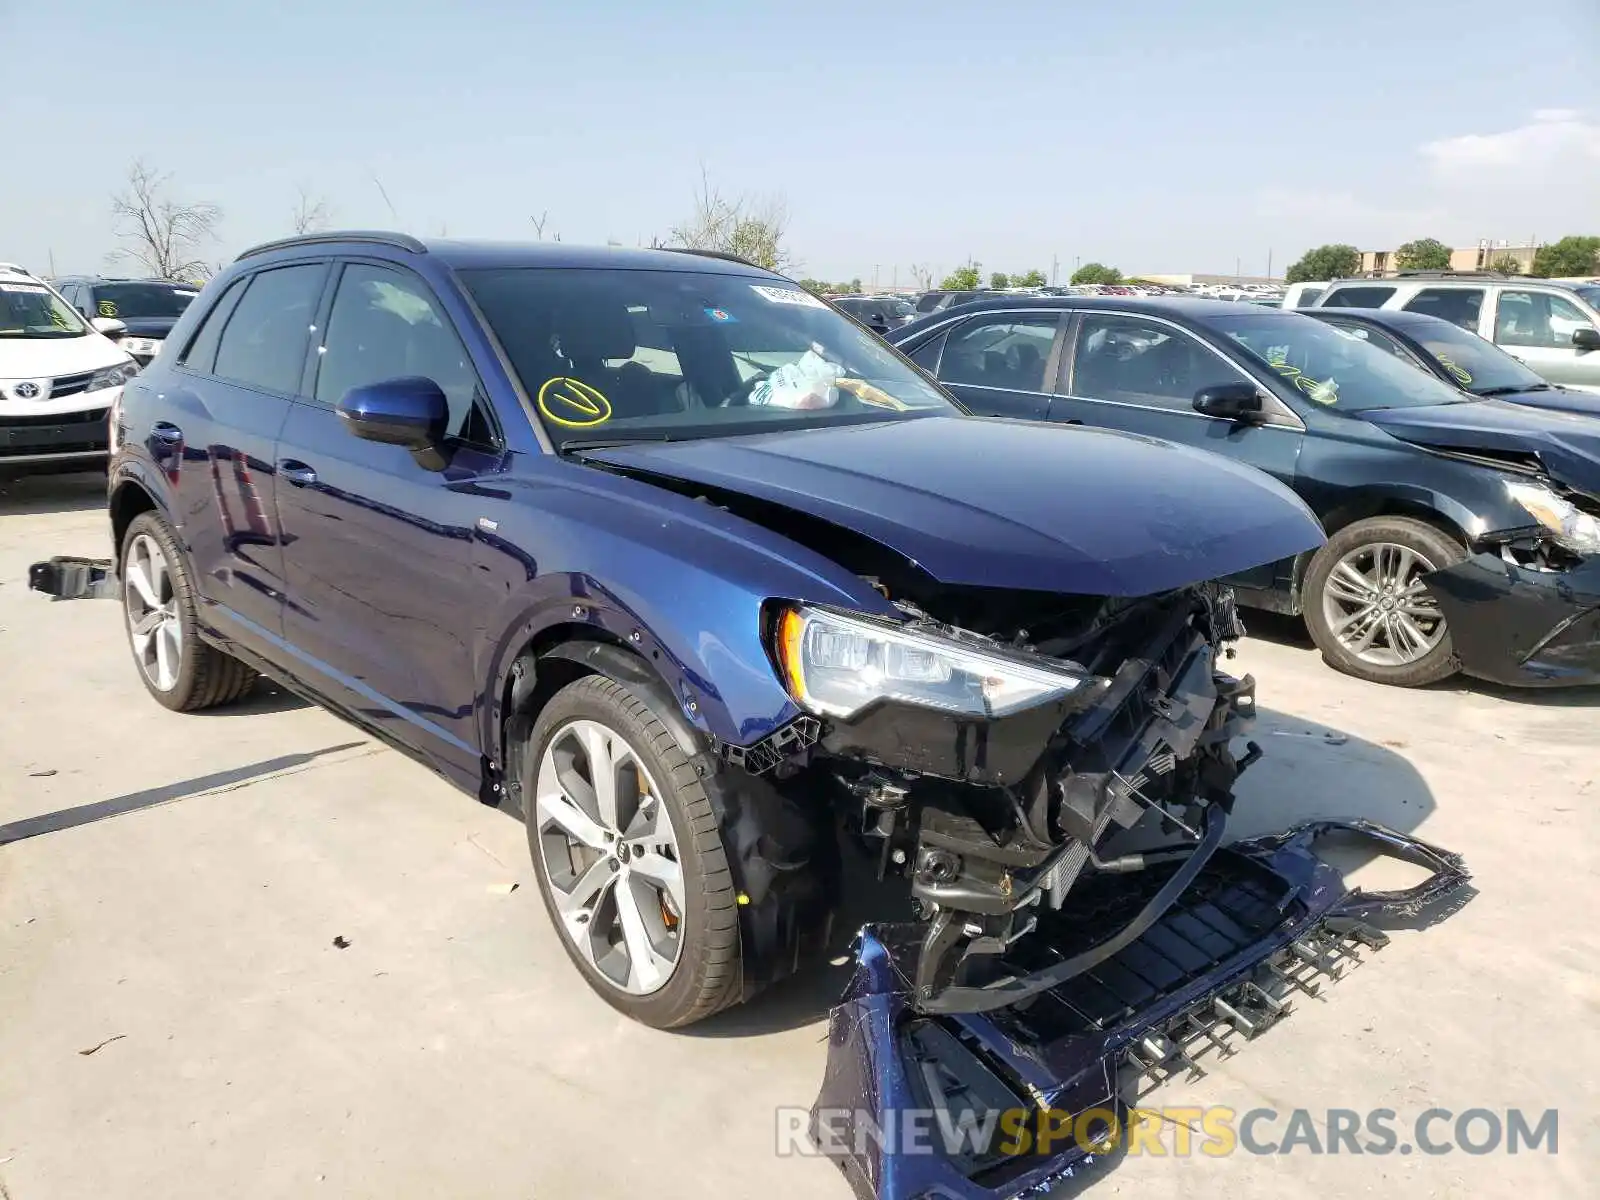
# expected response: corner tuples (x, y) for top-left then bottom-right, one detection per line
(522, 674), (741, 1028)
(120, 511), (258, 711)
(1302, 515), (1466, 687)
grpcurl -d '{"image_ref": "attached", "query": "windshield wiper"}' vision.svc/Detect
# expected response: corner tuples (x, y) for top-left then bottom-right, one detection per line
(1474, 383), (1550, 396)
(560, 435), (675, 454)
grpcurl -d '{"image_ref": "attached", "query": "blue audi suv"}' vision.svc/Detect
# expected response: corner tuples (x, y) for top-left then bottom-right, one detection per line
(43, 232), (1342, 1034)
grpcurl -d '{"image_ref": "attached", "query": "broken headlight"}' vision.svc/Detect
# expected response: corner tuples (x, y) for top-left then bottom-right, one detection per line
(1506, 480), (1600, 555)
(773, 605), (1090, 719)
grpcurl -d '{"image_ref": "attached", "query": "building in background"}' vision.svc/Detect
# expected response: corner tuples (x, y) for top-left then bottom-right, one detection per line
(1359, 242), (1540, 276)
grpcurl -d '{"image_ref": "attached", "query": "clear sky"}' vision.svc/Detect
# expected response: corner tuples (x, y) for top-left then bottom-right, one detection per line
(5, 0), (1598, 283)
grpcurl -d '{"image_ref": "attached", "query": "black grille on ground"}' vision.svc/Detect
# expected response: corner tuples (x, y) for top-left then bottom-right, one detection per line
(984, 857), (1301, 1044)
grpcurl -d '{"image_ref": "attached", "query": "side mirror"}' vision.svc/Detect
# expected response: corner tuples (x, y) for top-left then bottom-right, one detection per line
(337, 376), (450, 457)
(1573, 327), (1600, 352)
(1193, 382), (1266, 422)
(91, 316), (128, 340)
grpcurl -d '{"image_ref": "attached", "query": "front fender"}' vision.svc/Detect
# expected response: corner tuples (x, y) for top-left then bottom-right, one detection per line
(472, 459), (900, 757)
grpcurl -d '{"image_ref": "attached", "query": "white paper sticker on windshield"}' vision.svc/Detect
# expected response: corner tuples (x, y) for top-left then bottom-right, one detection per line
(173, 290), (199, 297)
(0, 282), (49, 294)
(750, 284), (827, 309)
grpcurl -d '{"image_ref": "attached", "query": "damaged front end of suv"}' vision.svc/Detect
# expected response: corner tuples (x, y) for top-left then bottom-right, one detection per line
(767, 580), (1260, 1012)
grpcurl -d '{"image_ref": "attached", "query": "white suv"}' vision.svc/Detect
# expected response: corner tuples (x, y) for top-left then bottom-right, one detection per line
(1, 265), (139, 473)
(1313, 273), (1600, 393)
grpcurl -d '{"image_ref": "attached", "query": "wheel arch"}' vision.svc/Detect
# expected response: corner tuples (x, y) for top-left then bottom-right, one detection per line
(1289, 488), (1475, 613)
(110, 477), (159, 567)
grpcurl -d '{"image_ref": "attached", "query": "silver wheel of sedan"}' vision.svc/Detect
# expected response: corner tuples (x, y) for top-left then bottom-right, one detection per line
(533, 719), (686, 996)
(124, 532), (183, 692)
(1320, 541), (1446, 667)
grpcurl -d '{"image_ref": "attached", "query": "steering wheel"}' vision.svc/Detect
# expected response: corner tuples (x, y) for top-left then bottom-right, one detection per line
(722, 370), (771, 408)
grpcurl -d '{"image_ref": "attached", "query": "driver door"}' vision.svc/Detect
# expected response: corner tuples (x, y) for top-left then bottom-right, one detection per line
(1048, 310), (1305, 589)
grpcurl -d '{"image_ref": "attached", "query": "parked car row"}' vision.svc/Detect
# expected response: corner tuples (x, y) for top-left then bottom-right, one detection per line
(887, 294), (1600, 690)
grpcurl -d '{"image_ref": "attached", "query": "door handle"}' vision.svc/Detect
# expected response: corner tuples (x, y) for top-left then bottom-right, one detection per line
(151, 421), (183, 445)
(277, 459), (318, 486)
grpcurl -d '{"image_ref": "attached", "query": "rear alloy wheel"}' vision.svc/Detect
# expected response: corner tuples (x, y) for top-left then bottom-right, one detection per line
(524, 674), (741, 1028)
(1303, 515), (1466, 687)
(120, 511), (258, 711)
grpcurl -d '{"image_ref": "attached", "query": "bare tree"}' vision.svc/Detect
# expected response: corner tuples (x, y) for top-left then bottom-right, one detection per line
(668, 169), (793, 272)
(291, 185), (332, 235)
(908, 263), (935, 291)
(109, 160), (221, 280)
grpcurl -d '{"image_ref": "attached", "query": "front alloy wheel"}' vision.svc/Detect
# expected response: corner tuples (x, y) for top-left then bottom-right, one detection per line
(533, 719), (686, 995)
(1320, 541), (1446, 667)
(522, 674), (742, 1028)
(1303, 515), (1467, 687)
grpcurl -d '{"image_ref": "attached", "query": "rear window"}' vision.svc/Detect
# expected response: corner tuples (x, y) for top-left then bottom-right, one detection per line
(89, 282), (199, 320)
(1320, 286), (1396, 309)
(1293, 287), (1325, 308)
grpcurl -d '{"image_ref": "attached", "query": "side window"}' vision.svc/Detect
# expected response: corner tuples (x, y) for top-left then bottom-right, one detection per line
(1294, 287), (1325, 308)
(1324, 320), (1413, 362)
(1320, 286), (1396, 309)
(315, 263), (489, 442)
(1071, 315), (1247, 410)
(1403, 288), (1483, 331)
(938, 314), (1059, 392)
(907, 331), (946, 373)
(1495, 290), (1596, 348)
(179, 277), (250, 373)
(212, 265), (325, 394)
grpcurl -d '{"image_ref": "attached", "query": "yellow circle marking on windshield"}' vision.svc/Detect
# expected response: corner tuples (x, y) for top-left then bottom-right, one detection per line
(97, 299), (119, 318)
(537, 377), (613, 427)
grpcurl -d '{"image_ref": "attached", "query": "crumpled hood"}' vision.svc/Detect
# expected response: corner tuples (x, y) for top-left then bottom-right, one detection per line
(584, 416), (1325, 596)
(1364, 399), (1600, 494)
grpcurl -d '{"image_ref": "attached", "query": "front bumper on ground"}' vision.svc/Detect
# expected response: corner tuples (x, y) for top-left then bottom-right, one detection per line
(812, 820), (1468, 1200)
(1425, 552), (1600, 687)
(0, 406), (111, 467)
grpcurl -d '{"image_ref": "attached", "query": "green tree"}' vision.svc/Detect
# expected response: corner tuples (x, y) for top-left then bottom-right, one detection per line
(1015, 269), (1048, 288)
(797, 278), (826, 294)
(1070, 262), (1122, 285)
(1284, 244), (1360, 284)
(1487, 254), (1524, 276)
(940, 264), (981, 290)
(849, 277), (863, 293)
(990, 271), (1011, 289)
(1531, 235), (1600, 278)
(1394, 238), (1452, 271)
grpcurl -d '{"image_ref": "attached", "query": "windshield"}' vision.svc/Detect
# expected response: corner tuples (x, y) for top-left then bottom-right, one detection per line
(458, 267), (957, 449)
(90, 282), (199, 320)
(1400, 318), (1547, 395)
(1570, 284), (1600, 309)
(1209, 311), (1467, 412)
(0, 279), (89, 338)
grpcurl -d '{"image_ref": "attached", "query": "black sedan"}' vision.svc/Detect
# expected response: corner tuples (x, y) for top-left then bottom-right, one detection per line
(1308, 306), (1600, 418)
(890, 296), (1600, 689)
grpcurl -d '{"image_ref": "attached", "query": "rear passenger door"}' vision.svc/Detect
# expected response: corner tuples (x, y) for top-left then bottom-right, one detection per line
(922, 311), (1065, 420)
(272, 260), (508, 781)
(153, 261), (329, 648)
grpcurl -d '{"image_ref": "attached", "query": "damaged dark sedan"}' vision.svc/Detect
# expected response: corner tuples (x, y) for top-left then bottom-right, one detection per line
(31, 237), (1469, 1199)
(892, 296), (1600, 688)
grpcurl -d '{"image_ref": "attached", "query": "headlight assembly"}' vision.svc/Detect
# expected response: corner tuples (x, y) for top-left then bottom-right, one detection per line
(773, 605), (1092, 719)
(1506, 480), (1600, 555)
(87, 359), (139, 392)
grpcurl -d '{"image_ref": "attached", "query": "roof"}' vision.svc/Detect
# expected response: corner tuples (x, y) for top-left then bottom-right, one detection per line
(233, 230), (780, 278)
(909, 294), (1293, 323)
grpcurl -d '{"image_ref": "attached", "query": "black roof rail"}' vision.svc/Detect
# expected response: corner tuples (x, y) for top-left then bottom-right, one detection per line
(661, 247), (762, 269)
(235, 230), (427, 263)
(1389, 269), (1534, 280)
